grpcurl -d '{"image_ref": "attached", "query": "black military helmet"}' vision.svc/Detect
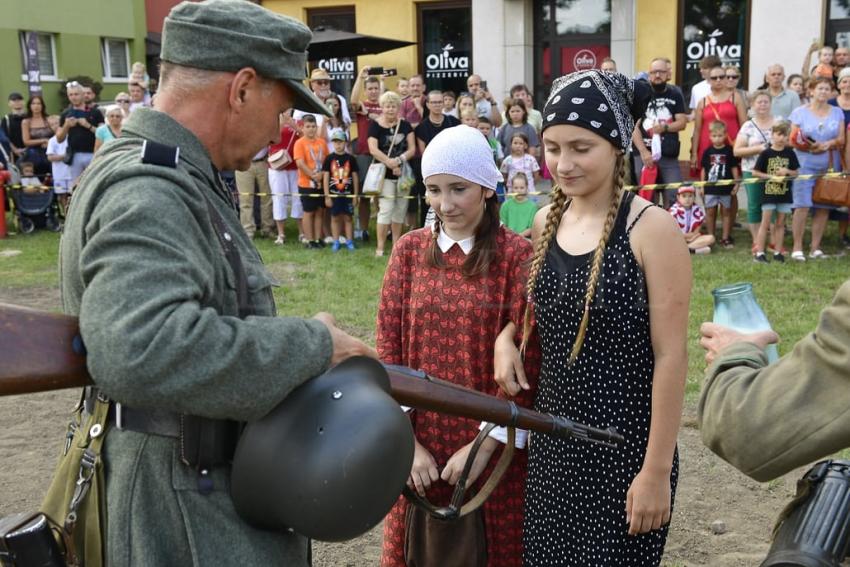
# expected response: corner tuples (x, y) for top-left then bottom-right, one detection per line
(230, 356), (414, 541)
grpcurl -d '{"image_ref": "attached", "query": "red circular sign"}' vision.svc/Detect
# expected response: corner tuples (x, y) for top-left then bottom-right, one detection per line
(573, 49), (597, 71)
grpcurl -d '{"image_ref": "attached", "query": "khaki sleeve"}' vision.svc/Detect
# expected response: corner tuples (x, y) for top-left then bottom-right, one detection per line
(698, 280), (850, 482)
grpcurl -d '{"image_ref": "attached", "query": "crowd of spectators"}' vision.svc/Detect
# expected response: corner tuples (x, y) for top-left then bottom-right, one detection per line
(2, 47), (850, 255)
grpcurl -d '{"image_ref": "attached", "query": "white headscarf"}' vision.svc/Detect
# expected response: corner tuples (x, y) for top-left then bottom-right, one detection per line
(420, 125), (501, 190)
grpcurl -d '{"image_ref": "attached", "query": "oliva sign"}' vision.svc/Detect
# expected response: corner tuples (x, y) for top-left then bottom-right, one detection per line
(686, 29), (741, 61)
(426, 43), (469, 76)
(319, 58), (355, 79)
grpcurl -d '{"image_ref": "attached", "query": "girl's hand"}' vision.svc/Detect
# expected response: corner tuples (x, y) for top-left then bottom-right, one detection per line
(494, 331), (528, 396)
(731, 184), (739, 196)
(441, 437), (498, 486)
(392, 167), (402, 177)
(409, 440), (440, 497)
(689, 155), (697, 169)
(625, 468), (672, 535)
(324, 196), (333, 208)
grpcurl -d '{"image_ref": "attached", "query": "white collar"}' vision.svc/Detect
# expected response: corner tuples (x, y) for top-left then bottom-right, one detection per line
(437, 230), (475, 255)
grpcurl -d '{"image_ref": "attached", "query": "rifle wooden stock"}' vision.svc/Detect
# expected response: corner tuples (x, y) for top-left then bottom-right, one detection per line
(0, 303), (90, 395)
(0, 303), (623, 447)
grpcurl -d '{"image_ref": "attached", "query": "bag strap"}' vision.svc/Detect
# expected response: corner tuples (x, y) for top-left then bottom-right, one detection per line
(385, 120), (402, 159)
(403, 423), (516, 520)
(827, 148), (847, 172)
(706, 97), (737, 146)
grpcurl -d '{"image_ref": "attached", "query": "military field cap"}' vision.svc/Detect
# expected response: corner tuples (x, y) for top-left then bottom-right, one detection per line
(161, 0), (329, 115)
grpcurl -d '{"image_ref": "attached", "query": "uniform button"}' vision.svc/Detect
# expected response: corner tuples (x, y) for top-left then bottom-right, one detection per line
(247, 274), (259, 287)
(223, 232), (232, 242)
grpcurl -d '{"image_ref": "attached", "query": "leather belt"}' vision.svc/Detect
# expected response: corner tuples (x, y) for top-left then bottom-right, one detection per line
(108, 403), (181, 438)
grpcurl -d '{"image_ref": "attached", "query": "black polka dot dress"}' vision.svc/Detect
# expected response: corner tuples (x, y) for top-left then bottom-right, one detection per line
(524, 191), (678, 566)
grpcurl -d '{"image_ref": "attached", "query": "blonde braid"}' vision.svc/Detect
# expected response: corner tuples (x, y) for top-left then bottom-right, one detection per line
(569, 152), (626, 364)
(520, 184), (570, 354)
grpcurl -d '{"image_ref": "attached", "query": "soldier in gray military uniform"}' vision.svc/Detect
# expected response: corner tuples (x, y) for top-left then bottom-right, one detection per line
(59, 1), (377, 564)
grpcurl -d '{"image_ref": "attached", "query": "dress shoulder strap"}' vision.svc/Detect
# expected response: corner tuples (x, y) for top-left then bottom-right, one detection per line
(626, 198), (657, 235)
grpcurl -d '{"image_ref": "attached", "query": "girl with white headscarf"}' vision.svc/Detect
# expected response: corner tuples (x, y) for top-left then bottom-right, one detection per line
(376, 125), (539, 567)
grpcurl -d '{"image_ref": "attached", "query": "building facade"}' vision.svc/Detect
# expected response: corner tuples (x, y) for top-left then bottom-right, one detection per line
(269, 0), (835, 108)
(0, 0), (147, 112)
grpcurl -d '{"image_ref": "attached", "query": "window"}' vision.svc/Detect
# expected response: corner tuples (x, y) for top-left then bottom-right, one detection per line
(534, 0), (611, 107)
(102, 38), (130, 79)
(19, 31), (57, 80)
(418, 1), (472, 94)
(678, 0), (748, 101)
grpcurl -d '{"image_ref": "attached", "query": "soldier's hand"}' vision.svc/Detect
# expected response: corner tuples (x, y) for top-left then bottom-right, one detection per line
(313, 312), (378, 365)
(699, 322), (779, 365)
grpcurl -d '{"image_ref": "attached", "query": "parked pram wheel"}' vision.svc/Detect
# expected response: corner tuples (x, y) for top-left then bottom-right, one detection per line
(18, 217), (35, 234)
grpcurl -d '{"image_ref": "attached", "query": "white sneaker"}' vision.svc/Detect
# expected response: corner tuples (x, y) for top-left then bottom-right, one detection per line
(339, 236), (347, 244)
(809, 249), (827, 259)
(791, 251), (806, 262)
(324, 236), (335, 244)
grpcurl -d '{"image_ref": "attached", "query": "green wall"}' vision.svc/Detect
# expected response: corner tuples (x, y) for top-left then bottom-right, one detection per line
(0, 0), (147, 114)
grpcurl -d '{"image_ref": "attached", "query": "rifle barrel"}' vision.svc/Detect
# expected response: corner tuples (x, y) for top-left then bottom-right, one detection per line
(0, 304), (624, 448)
(384, 365), (624, 448)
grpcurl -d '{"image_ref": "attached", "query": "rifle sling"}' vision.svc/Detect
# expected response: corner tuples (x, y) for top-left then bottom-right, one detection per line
(404, 425), (516, 519)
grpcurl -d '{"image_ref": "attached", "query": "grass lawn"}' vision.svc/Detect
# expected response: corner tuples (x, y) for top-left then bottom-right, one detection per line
(1, 208), (847, 403)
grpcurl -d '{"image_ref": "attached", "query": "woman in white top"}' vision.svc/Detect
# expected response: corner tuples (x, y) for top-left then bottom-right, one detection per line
(733, 90), (777, 249)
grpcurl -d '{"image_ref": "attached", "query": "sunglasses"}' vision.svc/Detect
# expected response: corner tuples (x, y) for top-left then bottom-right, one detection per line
(117, 99), (130, 103)
(709, 76), (725, 81)
(312, 80), (330, 85)
(726, 75), (740, 79)
(65, 81), (81, 89)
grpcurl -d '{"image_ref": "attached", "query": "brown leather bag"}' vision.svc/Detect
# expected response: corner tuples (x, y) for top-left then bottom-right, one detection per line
(402, 425), (515, 567)
(403, 505), (487, 567)
(813, 150), (850, 207)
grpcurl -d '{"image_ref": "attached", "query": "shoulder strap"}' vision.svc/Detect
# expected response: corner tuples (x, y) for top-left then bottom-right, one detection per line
(627, 202), (656, 235)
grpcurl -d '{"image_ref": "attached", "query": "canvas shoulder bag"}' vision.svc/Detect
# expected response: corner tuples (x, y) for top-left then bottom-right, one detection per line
(362, 120), (401, 196)
(267, 130), (296, 170)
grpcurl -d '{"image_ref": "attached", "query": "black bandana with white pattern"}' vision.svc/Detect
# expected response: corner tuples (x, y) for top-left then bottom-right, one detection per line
(542, 70), (647, 153)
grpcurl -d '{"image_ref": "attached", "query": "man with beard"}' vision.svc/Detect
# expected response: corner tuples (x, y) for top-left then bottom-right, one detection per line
(82, 84), (99, 109)
(632, 57), (687, 208)
(296, 68), (351, 127)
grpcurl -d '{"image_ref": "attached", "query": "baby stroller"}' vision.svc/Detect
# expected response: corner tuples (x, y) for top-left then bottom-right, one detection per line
(9, 185), (61, 234)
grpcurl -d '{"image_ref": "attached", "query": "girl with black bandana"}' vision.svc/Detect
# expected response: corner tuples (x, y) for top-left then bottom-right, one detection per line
(493, 70), (690, 565)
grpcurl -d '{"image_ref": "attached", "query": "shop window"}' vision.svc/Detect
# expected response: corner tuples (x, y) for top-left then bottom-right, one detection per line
(534, 0), (610, 107)
(418, 1), (471, 95)
(19, 31), (57, 80)
(307, 6), (356, 97)
(102, 38), (130, 80)
(678, 0), (749, 101)
(828, 0), (850, 49)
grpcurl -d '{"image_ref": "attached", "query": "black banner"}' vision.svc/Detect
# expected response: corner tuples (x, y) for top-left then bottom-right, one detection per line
(681, 0), (748, 100)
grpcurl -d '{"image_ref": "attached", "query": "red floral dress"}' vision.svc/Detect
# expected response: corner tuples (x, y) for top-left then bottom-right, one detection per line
(377, 226), (539, 567)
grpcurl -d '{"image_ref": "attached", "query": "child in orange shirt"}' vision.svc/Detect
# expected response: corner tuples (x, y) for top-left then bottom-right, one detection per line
(293, 114), (328, 248)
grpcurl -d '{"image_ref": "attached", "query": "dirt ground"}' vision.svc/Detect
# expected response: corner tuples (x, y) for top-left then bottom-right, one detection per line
(0, 286), (803, 566)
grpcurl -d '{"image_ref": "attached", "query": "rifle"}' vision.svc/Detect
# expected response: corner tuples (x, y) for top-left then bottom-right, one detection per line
(0, 302), (623, 447)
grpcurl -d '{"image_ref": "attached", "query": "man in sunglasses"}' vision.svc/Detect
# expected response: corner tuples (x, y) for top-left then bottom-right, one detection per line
(689, 55), (722, 116)
(633, 56), (688, 208)
(56, 80), (104, 181)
